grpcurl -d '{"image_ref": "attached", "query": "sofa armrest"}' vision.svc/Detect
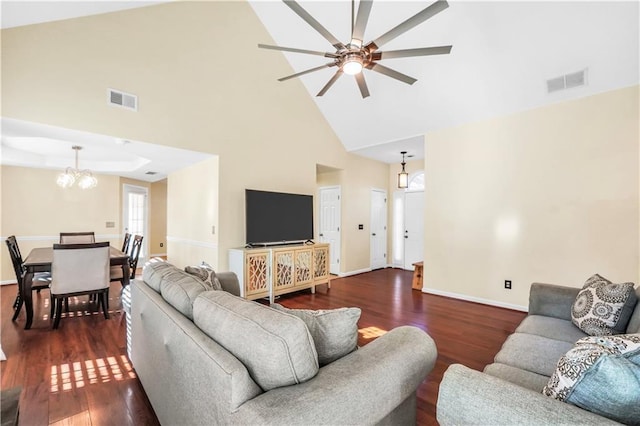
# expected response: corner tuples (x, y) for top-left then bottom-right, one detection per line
(437, 364), (620, 425)
(217, 272), (241, 296)
(234, 326), (437, 425)
(528, 283), (580, 320)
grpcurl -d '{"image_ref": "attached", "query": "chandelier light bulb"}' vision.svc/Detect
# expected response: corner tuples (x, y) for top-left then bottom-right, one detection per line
(57, 171), (75, 188)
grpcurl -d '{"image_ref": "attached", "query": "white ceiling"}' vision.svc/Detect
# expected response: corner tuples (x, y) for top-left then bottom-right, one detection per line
(1, 118), (213, 182)
(250, 0), (639, 162)
(1, 1), (638, 167)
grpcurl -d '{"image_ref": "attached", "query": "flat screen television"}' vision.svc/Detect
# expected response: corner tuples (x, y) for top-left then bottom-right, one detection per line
(245, 189), (314, 245)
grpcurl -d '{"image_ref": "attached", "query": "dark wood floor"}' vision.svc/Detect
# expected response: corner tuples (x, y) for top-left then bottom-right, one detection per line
(1, 268), (526, 425)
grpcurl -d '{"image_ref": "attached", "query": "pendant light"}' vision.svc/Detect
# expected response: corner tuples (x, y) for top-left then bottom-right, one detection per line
(398, 151), (409, 189)
(56, 145), (98, 189)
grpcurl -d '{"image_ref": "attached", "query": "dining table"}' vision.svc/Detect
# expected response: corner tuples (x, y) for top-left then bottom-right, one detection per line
(20, 246), (130, 329)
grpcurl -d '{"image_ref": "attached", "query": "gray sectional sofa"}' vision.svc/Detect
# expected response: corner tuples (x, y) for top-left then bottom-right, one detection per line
(437, 282), (640, 425)
(128, 261), (438, 425)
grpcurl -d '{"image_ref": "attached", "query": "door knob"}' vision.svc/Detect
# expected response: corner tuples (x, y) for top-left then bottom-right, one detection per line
(404, 236), (408, 239)
(372, 233), (376, 236)
(319, 233), (324, 237)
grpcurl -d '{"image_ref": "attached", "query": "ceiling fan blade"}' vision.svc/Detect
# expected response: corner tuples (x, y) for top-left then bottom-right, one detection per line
(355, 72), (370, 98)
(375, 45), (452, 60)
(366, 63), (417, 85)
(352, 0), (373, 45)
(317, 70), (344, 96)
(258, 44), (339, 58)
(367, 0), (449, 51)
(278, 62), (336, 82)
(283, 0), (345, 50)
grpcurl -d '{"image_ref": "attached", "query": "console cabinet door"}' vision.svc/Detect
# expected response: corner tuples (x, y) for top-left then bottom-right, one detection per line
(294, 248), (313, 287)
(273, 249), (295, 291)
(313, 245), (329, 282)
(245, 250), (269, 298)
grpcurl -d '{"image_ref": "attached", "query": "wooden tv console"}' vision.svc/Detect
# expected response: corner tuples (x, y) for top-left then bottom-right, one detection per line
(228, 243), (330, 303)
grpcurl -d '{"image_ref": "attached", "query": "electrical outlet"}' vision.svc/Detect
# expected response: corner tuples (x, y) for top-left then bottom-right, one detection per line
(505, 280), (512, 289)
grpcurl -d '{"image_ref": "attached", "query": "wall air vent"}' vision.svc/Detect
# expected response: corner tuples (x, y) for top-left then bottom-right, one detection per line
(546, 69), (588, 94)
(108, 88), (138, 111)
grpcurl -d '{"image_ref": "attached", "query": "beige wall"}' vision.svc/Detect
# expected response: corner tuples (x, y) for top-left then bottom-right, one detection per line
(149, 179), (167, 256)
(1, 2), (386, 274)
(424, 86), (640, 309)
(166, 157), (219, 269)
(0, 166), (121, 282)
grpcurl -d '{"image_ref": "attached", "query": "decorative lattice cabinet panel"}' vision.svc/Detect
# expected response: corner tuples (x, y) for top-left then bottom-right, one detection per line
(273, 250), (295, 290)
(229, 243), (330, 303)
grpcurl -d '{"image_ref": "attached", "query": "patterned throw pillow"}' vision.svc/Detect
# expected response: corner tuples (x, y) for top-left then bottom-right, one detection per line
(184, 262), (222, 291)
(543, 334), (640, 425)
(271, 303), (361, 366)
(571, 274), (637, 335)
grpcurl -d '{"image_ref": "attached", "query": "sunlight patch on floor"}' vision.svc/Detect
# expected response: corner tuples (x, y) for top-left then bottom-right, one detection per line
(358, 326), (388, 339)
(50, 355), (136, 393)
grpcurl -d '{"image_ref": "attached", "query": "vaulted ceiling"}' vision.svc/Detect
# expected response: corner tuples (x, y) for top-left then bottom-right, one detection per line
(1, 1), (638, 165)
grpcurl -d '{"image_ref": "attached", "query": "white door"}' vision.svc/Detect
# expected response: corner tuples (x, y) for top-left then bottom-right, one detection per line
(318, 186), (341, 275)
(403, 191), (424, 270)
(370, 189), (387, 270)
(123, 184), (149, 262)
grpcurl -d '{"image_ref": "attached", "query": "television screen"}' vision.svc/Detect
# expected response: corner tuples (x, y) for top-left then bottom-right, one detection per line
(245, 189), (314, 245)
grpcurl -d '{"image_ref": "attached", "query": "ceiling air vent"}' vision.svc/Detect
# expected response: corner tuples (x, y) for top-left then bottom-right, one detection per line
(546, 69), (588, 94)
(145, 171), (158, 175)
(108, 88), (138, 111)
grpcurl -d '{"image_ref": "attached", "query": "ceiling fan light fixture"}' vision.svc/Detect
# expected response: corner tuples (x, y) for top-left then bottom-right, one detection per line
(342, 55), (364, 75)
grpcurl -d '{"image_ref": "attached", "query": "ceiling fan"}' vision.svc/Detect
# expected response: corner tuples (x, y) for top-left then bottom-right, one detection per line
(258, 0), (452, 98)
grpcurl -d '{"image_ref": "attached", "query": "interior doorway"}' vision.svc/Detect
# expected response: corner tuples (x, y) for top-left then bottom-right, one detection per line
(392, 171), (425, 271)
(122, 184), (149, 262)
(370, 189), (387, 270)
(318, 186), (341, 275)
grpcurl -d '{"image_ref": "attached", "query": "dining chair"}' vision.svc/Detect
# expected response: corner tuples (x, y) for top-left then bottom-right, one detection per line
(59, 232), (95, 244)
(121, 232), (131, 255)
(110, 234), (144, 287)
(5, 236), (52, 321)
(50, 242), (110, 329)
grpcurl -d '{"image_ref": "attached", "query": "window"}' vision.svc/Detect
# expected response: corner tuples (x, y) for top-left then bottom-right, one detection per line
(407, 171), (424, 191)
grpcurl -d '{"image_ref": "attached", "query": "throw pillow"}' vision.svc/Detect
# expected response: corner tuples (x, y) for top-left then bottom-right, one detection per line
(271, 303), (361, 366)
(185, 262), (222, 291)
(571, 274), (637, 335)
(543, 334), (640, 425)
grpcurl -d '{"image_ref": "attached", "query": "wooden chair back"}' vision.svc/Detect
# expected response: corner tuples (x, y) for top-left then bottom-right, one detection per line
(129, 235), (144, 279)
(121, 232), (131, 255)
(59, 232), (96, 244)
(5, 236), (24, 283)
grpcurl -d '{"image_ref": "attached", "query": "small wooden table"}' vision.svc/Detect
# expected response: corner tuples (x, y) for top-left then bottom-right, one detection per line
(20, 246), (129, 329)
(412, 261), (424, 291)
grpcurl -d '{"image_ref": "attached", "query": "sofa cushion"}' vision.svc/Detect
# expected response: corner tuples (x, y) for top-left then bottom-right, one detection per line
(185, 262), (222, 291)
(159, 269), (210, 320)
(494, 333), (574, 377)
(484, 362), (550, 392)
(543, 334), (640, 425)
(142, 258), (173, 293)
(516, 315), (587, 344)
(571, 274), (637, 336)
(193, 291), (318, 391)
(626, 287), (640, 334)
(271, 303), (361, 366)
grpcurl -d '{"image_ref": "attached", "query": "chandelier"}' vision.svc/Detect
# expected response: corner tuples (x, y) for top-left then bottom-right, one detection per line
(56, 146), (98, 189)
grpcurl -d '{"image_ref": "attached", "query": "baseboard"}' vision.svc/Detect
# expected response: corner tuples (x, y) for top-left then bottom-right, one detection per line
(422, 287), (528, 312)
(1, 280), (17, 286)
(149, 253), (167, 258)
(337, 268), (372, 278)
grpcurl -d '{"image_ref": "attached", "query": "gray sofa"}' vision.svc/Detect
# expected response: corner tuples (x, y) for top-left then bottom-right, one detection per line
(437, 282), (640, 425)
(128, 262), (437, 425)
